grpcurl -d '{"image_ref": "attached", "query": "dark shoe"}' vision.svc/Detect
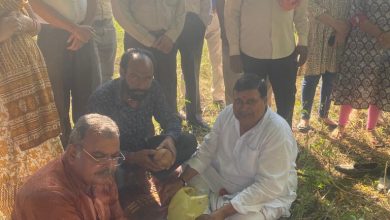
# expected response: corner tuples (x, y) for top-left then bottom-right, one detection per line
(297, 119), (310, 133)
(187, 115), (210, 131)
(335, 162), (381, 177)
(319, 117), (338, 130)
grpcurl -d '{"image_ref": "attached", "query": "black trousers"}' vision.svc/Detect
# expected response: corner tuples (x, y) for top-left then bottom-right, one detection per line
(177, 13), (206, 118)
(124, 33), (178, 114)
(38, 25), (102, 146)
(241, 52), (298, 127)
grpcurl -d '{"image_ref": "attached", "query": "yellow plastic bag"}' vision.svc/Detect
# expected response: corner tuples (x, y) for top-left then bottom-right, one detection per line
(167, 187), (209, 220)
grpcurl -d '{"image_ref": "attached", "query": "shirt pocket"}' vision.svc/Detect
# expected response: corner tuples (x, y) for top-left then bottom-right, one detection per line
(235, 143), (260, 178)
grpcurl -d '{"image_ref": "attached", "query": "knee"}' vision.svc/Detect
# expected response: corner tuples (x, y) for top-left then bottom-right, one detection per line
(177, 133), (198, 153)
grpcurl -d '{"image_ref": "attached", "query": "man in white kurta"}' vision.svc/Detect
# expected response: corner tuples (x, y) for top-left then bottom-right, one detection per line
(162, 74), (298, 220)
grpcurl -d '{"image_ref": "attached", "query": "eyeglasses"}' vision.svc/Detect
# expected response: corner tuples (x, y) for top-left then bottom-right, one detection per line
(82, 148), (125, 167)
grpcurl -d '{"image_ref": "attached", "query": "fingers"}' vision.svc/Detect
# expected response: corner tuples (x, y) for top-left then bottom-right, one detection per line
(67, 38), (83, 51)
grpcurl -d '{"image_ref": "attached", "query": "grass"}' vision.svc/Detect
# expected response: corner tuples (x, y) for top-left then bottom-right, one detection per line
(113, 22), (390, 219)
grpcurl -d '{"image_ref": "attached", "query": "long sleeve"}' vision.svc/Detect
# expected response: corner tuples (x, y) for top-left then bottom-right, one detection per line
(294, 0), (309, 46)
(152, 82), (181, 141)
(230, 128), (298, 214)
(164, 0), (186, 43)
(224, 0), (242, 56)
(199, 0), (212, 26)
(111, 0), (156, 47)
(186, 109), (225, 173)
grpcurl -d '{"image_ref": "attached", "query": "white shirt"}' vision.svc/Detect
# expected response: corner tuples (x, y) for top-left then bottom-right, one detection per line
(187, 106), (298, 216)
(225, 0), (309, 59)
(185, 0), (212, 26)
(39, 0), (87, 24)
(95, 0), (113, 21)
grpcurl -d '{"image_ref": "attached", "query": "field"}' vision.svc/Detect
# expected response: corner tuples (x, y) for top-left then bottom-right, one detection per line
(114, 22), (390, 220)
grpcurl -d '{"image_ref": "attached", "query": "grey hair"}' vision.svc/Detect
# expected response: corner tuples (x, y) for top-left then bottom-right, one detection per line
(68, 114), (120, 147)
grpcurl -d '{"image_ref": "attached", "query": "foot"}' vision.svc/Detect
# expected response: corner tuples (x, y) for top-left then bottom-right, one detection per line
(366, 129), (384, 147)
(330, 126), (345, 140)
(319, 117), (338, 129)
(187, 115), (210, 131)
(297, 119), (310, 133)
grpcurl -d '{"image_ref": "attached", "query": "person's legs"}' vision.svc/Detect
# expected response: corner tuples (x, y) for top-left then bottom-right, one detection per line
(331, 104), (353, 139)
(178, 13), (206, 123)
(222, 43), (241, 105)
(268, 53), (298, 127)
(319, 71), (336, 119)
(37, 25), (72, 146)
(71, 40), (102, 124)
(366, 104), (383, 146)
(300, 75), (321, 120)
(205, 13), (225, 103)
(93, 19), (117, 83)
(240, 52), (268, 81)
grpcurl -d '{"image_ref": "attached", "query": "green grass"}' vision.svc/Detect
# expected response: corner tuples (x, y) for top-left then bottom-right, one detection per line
(114, 22), (390, 219)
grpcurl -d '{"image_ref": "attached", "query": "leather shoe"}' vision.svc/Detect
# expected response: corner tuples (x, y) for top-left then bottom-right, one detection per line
(335, 162), (381, 177)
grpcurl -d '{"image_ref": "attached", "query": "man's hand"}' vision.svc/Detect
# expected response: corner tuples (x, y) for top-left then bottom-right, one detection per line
(0, 12), (20, 42)
(293, 45), (308, 67)
(229, 55), (243, 73)
(71, 25), (95, 43)
(153, 35), (174, 54)
(67, 34), (85, 51)
(195, 212), (224, 220)
(132, 149), (163, 172)
(153, 136), (176, 169)
(160, 177), (183, 205)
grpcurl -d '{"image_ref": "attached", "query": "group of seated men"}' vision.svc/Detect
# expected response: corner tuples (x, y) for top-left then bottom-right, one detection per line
(12, 49), (298, 220)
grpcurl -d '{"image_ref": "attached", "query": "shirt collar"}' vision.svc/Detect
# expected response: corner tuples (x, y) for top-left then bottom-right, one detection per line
(234, 106), (271, 137)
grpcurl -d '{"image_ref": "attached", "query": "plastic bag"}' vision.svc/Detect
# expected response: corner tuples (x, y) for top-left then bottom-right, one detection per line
(167, 187), (209, 220)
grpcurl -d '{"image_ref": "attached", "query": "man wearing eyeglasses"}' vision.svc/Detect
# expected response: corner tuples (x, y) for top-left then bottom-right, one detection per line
(12, 114), (126, 220)
(162, 74), (298, 220)
(88, 48), (197, 219)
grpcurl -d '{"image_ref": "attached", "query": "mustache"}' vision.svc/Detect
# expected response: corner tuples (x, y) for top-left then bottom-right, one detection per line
(95, 168), (115, 177)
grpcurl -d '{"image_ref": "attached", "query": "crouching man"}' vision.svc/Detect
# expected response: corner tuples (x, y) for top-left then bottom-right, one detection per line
(162, 74), (298, 220)
(12, 114), (126, 220)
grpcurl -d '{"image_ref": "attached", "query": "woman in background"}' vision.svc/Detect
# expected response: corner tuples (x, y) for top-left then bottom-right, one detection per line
(0, 0), (63, 217)
(331, 0), (390, 146)
(297, 0), (351, 132)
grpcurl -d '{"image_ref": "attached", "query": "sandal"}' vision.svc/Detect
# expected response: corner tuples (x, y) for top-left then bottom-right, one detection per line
(330, 126), (345, 140)
(297, 119), (310, 133)
(366, 130), (384, 147)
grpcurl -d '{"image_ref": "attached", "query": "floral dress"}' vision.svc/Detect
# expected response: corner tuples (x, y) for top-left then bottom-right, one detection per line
(332, 0), (390, 111)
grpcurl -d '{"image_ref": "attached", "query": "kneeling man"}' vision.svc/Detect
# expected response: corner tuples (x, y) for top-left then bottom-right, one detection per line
(163, 74), (298, 220)
(13, 114), (125, 219)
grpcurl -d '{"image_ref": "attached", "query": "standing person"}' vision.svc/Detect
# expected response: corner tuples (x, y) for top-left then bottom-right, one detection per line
(112, 0), (186, 114)
(205, 0), (225, 107)
(93, 0), (117, 83)
(177, 0), (211, 129)
(297, 0), (351, 132)
(30, 0), (102, 146)
(331, 0), (390, 146)
(0, 1), (63, 217)
(225, 0), (309, 127)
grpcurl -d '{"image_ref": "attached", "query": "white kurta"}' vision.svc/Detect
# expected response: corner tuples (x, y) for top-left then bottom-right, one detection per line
(187, 106), (298, 218)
